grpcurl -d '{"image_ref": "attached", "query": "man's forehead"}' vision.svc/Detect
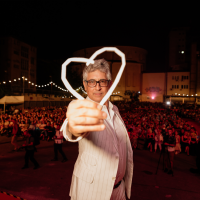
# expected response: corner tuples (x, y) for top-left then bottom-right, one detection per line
(87, 70), (107, 79)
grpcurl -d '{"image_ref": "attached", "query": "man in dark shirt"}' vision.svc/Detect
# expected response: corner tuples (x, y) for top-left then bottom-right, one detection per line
(44, 122), (55, 141)
(190, 140), (200, 174)
(21, 130), (40, 170)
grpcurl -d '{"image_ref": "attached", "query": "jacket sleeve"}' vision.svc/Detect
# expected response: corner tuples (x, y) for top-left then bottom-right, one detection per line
(60, 118), (82, 142)
(60, 118), (89, 142)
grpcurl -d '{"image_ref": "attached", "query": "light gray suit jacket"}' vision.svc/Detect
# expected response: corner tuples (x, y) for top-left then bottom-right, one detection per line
(61, 101), (133, 200)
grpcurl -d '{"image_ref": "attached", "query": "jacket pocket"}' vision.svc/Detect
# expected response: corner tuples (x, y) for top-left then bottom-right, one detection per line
(73, 162), (95, 183)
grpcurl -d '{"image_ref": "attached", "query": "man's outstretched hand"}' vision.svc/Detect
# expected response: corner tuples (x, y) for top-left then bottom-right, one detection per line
(67, 100), (107, 138)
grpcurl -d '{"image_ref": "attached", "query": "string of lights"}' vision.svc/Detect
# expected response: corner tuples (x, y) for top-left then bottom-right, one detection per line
(0, 76), (87, 95)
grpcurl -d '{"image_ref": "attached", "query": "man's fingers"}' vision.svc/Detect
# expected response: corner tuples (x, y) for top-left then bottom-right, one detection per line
(70, 99), (100, 109)
(73, 117), (104, 125)
(75, 124), (106, 133)
(71, 108), (106, 119)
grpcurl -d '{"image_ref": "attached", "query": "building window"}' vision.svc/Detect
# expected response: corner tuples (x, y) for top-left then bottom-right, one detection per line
(186, 85), (188, 89)
(172, 85), (174, 88)
(30, 73), (35, 78)
(14, 50), (19, 55)
(31, 57), (34, 64)
(174, 85), (176, 89)
(172, 76), (174, 80)
(21, 46), (29, 58)
(177, 85), (179, 89)
(14, 64), (19, 69)
(181, 85), (183, 89)
(175, 76), (179, 81)
(21, 59), (29, 71)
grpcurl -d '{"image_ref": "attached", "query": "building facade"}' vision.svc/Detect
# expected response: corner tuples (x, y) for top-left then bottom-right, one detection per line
(141, 73), (166, 102)
(0, 36), (37, 92)
(167, 72), (190, 96)
(72, 46), (148, 99)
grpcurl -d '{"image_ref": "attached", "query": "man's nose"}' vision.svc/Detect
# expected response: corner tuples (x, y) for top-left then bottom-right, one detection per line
(95, 82), (101, 90)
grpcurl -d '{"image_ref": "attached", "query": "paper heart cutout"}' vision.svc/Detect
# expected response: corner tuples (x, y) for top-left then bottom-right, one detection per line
(61, 47), (126, 105)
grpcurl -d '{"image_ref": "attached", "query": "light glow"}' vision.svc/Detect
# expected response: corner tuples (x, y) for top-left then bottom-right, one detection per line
(151, 96), (155, 100)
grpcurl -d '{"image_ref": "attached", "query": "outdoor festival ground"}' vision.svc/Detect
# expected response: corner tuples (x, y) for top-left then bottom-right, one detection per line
(0, 119), (200, 200)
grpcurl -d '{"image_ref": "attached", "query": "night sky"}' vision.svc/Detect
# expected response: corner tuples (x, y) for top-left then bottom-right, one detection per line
(0, 1), (199, 86)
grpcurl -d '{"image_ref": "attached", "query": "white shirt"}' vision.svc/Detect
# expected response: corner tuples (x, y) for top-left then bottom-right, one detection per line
(102, 102), (126, 186)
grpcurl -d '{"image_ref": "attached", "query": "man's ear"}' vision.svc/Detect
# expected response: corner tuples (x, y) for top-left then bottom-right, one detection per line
(83, 81), (87, 92)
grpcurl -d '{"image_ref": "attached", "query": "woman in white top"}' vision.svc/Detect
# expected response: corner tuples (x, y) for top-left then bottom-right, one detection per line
(175, 131), (181, 154)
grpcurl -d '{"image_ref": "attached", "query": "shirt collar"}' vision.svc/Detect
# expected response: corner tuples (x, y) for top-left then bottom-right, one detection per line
(86, 96), (114, 112)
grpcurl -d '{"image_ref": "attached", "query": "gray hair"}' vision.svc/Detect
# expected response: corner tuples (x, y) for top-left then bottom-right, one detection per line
(83, 59), (112, 81)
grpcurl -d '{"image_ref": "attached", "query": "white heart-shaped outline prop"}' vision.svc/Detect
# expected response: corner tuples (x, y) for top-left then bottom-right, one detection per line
(61, 47), (126, 106)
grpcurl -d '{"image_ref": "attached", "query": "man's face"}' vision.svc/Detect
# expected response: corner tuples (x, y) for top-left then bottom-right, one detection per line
(83, 70), (111, 103)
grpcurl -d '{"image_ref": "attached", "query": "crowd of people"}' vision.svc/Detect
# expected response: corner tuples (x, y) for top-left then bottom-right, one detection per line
(115, 102), (200, 157)
(0, 106), (68, 169)
(0, 102), (199, 158)
(0, 106), (67, 140)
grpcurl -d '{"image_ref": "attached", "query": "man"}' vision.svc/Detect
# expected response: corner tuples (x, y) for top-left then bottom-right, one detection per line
(11, 119), (20, 151)
(21, 130), (40, 170)
(164, 129), (176, 175)
(61, 59), (133, 200)
(51, 124), (68, 162)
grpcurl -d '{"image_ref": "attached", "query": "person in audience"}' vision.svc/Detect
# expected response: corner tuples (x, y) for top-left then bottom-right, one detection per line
(51, 124), (68, 162)
(21, 129), (40, 170)
(147, 129), (154, 152)
(190, 132), (198, 155)
(11, 119), (20, 151)
(175, 130), (181, 154)
(182, 131), (190, 156)
(164, 129), (176, 175)
(154, 129), (163, 153)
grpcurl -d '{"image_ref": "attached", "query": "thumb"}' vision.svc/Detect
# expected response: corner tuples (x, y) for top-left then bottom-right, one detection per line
(97, 104), (103, 111)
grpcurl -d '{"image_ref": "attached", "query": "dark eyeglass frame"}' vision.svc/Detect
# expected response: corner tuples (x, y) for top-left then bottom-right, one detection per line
(84, 79), (111, 87)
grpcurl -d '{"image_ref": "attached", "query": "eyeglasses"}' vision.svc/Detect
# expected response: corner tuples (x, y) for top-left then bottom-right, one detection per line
(85, 79), (110, 87)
